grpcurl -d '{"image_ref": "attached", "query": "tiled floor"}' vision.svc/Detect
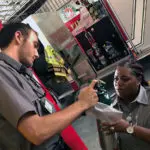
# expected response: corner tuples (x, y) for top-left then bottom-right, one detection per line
(72, 116), (102, 150)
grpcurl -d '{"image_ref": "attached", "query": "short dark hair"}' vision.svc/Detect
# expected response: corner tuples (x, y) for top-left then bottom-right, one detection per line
(117, 59), (148, 87)
(0, 23), (36, 50)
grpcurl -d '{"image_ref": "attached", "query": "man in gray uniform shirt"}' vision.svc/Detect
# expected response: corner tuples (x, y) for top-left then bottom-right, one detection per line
(0, 23), (98, 150)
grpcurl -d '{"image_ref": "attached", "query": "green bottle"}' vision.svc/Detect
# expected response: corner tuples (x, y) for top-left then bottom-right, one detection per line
(94, 80), (112, 105)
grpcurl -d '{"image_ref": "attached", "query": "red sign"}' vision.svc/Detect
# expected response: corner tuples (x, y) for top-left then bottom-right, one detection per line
(65, 14), (80, 32)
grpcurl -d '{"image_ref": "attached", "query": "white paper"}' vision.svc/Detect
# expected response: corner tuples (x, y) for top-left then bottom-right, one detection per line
(86, 102), (123, 123)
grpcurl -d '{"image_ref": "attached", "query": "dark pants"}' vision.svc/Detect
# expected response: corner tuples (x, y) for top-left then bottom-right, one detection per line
(53, 139), (71, 150)
(32, 136), (71, 150)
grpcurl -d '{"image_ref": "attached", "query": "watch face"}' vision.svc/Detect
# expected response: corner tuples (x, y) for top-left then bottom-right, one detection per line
(126, 126), (134, 134)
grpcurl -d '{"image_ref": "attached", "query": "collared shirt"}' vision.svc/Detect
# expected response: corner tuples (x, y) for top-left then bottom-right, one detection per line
(112, 86), (150, 150)
(0, 53), (59, 150)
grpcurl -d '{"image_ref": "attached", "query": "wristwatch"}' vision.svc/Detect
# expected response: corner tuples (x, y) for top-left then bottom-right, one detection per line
(126, 125), (134, 134)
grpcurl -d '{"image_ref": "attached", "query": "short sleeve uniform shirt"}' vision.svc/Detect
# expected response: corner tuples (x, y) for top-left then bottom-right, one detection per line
(0, 53), (58, 150)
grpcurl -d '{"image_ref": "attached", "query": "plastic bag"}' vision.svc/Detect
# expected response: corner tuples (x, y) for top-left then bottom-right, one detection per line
(86, 102), (122, 123)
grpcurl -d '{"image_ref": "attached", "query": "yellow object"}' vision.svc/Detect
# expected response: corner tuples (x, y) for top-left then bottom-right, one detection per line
(45, 45), (64, 65)
(44, 45), (67, 77)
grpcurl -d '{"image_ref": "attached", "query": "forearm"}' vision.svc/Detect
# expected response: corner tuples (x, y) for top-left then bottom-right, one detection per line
(27, 101), (87, 144)
(105, 119), (150, 143)
(134, 125), (150, 143)
(18, 80), (98, 145)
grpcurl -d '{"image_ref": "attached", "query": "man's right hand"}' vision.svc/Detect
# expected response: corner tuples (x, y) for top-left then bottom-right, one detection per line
(77, 80), (98, 110)
(18, 80), (98, 145)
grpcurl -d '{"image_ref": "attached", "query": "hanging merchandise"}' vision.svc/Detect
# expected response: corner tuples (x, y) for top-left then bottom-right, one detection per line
(79, 0), (90, 7)
(87, 49), (98, 63)
(103, 41), (120, 62)
(88, 1), (107, 20)
(44, 45), (69, 77)
(92, 43), (107, 66)
(84, 28), (107, 70)
(84, 28), (95, 44)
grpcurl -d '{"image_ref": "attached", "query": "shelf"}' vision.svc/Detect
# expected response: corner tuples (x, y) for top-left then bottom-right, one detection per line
(96, 56), (130, 79)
